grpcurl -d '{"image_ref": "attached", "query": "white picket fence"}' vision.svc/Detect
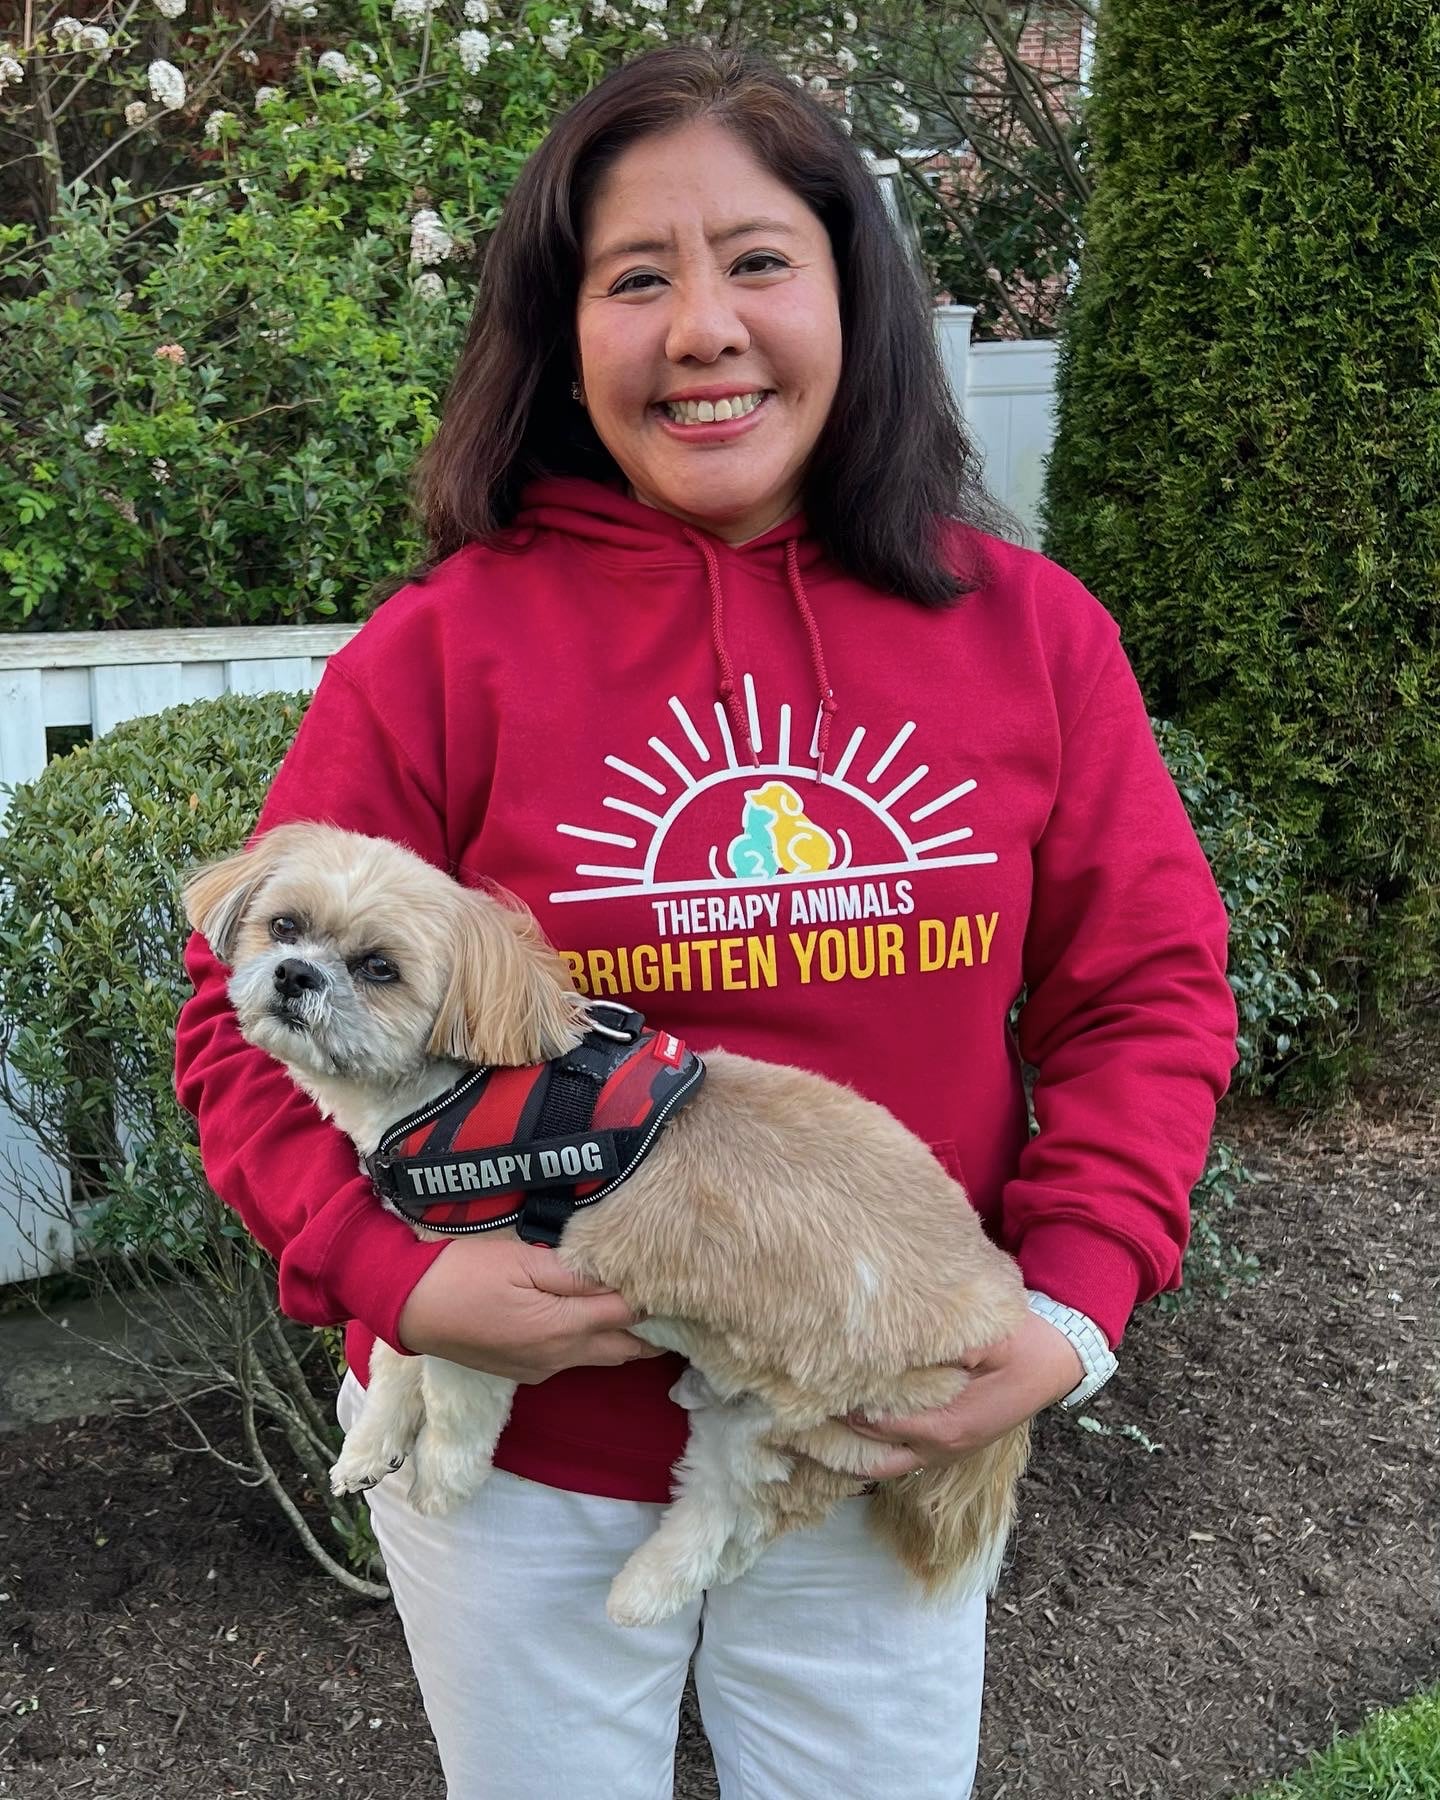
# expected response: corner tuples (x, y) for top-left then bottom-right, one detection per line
(0, 627), (359, 1283)
(0, 321), (1060, 1283)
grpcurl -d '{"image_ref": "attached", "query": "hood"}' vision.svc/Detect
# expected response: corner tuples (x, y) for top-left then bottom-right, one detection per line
(512, 475), (839, 776)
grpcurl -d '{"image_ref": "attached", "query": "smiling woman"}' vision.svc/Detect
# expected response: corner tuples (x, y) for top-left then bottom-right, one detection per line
(175, 41), (1239, 1800)
(398, 44), (1016, 604)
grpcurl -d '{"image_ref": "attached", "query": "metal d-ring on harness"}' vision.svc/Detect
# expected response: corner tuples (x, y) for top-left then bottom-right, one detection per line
(365, 1003), (706, 1248)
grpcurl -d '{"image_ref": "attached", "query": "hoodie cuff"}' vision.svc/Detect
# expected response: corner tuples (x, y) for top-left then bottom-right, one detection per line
(276, 1177), (452, 1355)
(1014, 1222), (1143, 1349)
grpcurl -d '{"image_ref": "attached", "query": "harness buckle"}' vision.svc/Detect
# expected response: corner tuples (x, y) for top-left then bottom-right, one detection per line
(584, 999), (645, 1043)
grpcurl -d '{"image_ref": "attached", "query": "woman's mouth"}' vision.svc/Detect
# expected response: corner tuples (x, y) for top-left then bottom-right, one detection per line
(653, 390), (773, 441)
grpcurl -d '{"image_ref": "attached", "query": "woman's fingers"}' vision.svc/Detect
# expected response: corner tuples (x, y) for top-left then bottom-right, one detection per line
(593, 1330), (668, 1365)
(522, 1251), (621, 1298)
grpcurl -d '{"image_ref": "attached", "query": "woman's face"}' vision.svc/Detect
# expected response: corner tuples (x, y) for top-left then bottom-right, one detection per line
(575, 118), (843, 545)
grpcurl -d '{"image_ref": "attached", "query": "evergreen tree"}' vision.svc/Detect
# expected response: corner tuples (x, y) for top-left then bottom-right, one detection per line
(1043, 0), (1440, 1079)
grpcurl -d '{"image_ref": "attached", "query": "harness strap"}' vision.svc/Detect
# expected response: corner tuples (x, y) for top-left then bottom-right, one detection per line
(365, 1007), (704, 1244)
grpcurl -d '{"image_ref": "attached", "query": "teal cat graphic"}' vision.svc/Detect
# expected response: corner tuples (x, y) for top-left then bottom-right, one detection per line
(727, 793), (779, 878)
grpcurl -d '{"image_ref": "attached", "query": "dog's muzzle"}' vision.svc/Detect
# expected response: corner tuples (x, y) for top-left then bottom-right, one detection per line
(365, 1004), (705, 1247)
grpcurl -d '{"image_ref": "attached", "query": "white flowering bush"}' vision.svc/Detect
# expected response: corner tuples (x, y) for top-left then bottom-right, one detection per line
(0, 0), (691, 630)
(0, 0), (1082, 629)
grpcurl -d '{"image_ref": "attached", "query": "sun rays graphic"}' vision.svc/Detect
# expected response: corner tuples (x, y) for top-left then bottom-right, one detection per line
(550, 673), (997, 905)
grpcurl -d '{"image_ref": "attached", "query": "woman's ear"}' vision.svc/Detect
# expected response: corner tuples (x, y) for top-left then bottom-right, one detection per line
(181, 823), (312, 964)
(429, 887), (589, 1067)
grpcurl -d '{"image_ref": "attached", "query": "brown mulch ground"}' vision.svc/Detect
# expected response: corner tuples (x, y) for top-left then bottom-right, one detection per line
(1, 1006), (1436, 1799)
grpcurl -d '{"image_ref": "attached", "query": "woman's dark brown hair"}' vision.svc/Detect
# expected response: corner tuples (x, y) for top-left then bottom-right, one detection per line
(397, 45), (1015, 607)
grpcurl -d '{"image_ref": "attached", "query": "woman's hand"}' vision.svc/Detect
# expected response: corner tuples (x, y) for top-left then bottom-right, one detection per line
(844, 1310), (1085, 1478)
(397, 1234), (667, 1384)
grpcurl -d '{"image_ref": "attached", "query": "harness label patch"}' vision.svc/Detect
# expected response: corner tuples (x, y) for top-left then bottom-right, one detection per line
(404, 1136), (614, 1202)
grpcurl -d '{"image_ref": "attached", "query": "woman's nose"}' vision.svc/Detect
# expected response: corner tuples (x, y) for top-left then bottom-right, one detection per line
(664, 274), (751, 366)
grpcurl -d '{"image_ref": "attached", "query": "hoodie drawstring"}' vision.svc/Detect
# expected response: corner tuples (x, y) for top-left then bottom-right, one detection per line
(682, 527), (837, 781)
(785, 538), (838, 780)
(684, 527), (757, 768)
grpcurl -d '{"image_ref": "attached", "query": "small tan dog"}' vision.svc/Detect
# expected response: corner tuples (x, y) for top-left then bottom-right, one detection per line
(184, 824), (1030, 1627)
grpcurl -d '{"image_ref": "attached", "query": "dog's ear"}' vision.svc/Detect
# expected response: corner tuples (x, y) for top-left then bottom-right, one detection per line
(182, 825), (303, 964)
(430, 887), (588, 1067)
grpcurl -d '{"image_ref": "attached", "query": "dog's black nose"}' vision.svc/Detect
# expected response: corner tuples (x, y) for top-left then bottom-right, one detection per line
(273, 958), (324, 1000)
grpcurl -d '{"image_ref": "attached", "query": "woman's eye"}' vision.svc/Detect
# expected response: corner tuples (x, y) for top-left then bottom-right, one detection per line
(355, 953), (400, 984)
(610, 253), (787, 295)
(269, 916), (301, 941)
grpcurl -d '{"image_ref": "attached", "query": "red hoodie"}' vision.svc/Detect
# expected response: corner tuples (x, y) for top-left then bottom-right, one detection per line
(174, 475), (1237, 1502)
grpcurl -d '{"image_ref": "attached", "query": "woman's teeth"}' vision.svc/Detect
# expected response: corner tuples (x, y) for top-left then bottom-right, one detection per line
(661, 391), (767, 424)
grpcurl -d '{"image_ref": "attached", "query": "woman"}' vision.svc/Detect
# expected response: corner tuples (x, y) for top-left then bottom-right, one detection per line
(175, 46), (1238, 1800)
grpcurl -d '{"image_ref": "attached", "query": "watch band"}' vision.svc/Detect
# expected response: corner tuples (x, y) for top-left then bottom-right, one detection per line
(1025, 1289), (1119, 1410)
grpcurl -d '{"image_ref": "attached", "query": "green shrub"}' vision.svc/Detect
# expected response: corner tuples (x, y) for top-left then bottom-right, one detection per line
(0, 691), (391, 1595)
(1042, 0), (1440, 1090)
(1154, 717), (1334, 1097)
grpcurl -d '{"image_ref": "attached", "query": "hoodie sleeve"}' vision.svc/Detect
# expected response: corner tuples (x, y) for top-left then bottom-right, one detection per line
(1002, 631), (1239, 1347)
(173, 659), (451, 1347)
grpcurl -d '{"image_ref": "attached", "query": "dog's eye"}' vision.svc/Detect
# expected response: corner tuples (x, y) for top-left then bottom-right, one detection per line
(355, 953), (400, 985)
(270, 916), (301, 942)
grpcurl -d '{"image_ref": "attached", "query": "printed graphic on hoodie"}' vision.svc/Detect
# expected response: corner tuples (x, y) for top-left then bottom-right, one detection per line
(552, 672), (1001, 996)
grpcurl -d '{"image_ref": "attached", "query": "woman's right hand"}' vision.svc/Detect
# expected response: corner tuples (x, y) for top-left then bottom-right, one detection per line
(396, 1233), (666, 1383)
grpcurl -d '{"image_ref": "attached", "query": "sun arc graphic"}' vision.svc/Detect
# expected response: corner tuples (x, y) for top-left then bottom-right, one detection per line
(551, 672), (997, 905)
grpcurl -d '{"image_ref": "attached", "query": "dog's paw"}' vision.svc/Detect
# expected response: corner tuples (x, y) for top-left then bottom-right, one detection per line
(605, 1565), (690, 1629)
(330, 1451), (392, 1497)
(405, 1450), (494, 1518)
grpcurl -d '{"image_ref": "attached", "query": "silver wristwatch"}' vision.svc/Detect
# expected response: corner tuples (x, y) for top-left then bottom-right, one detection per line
(1025, 1289), (1119, 1410)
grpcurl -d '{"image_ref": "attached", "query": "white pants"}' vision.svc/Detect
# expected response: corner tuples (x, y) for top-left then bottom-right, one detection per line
(339, 1371), (986, 1800)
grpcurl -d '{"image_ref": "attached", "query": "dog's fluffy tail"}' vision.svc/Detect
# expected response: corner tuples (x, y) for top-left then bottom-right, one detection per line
(866, 1421), (1031, 1598)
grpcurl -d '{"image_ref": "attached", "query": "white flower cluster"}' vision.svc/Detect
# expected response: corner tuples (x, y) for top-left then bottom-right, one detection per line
(806, 74), (827, 92)
(409, 207), (454, 265)
(392, 0), (440, 27)
(833, 46), (857, 73)
(316, 50), (383, 93)
(0, 48), (22, 92)
(52, 18), (112, 56)
(541, 14), (580, 57)
(272, 0), (319, 18)
(842, 8), (857, 29)
(455, 28), (491, 71)
(635, 0), (666, 12)
(642, 20), (666, 36)
(462, 95), (483, 114)
(152, 458), (171, 484)
(154, 0), (187, 17)
(588, 1), (625, 23)
(412, 271), (446, 300)
(125, 100), (148, 126)
(203, 109), (233, 143)
(687, 0), (704, 12)
(892, 104), (920, 138)
(463, 0), (491, 18)
(148, 60), (186, 109)
(238, 47), (258, 64)
(84, 422), (109, 449)
(346, 143), (373, 176)
(254, 86), (282, 107)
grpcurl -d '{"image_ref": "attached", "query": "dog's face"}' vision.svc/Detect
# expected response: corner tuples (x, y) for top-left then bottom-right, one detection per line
(183, 824), (587, 1087)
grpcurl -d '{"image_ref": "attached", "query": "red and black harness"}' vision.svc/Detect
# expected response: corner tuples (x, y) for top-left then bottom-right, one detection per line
(365, 1004), (706, 1248)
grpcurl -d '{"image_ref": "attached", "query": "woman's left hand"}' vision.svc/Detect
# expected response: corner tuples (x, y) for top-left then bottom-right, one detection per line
(843, 1310), (1086, 1478)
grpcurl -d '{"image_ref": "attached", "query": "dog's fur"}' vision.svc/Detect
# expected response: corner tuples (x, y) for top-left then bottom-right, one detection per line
(185, 824), (1031, 1626)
